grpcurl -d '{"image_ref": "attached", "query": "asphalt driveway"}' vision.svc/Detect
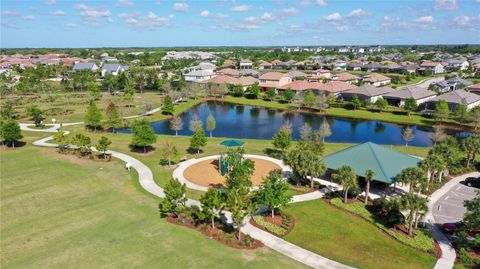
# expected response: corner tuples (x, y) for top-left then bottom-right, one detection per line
(432, 182), (478, 224)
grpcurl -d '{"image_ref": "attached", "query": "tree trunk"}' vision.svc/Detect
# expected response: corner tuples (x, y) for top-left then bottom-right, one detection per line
(211, 217), (215, 229)
(365, 180), (370, 205)
(310, 175), (314, 189)
(238, 230), (241, 241)
(408, 210), (415, 237)
(210, 131), (212, 138)
(175, 130), (178, 136)
(344, 188), (349, 203)
(414, 211), (420, 229)
(271, 208), (275, 218)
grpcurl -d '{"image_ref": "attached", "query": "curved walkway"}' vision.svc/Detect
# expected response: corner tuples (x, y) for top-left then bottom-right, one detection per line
(20, 123), (349, 269)
(425, 171), (479, 269)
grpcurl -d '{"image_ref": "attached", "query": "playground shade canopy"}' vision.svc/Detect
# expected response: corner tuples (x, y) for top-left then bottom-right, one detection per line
(324, 142), (422, 184)
(220, 140), (245, 147)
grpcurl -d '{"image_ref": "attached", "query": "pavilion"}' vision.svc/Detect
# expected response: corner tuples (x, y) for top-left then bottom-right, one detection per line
(324, 142), (422, 184)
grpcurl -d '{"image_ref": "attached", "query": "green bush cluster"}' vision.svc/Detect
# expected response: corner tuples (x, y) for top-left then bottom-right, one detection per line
(253, 215), (287, 236)
(331, 198), (435, 253)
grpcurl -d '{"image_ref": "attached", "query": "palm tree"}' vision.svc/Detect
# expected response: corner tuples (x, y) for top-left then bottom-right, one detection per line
(421, 153), (446, 184)
(364, 169), (375, 205)
(396, 167), (427, 194)
(400, 193), (428, 237)
(333, 165), (358, 203)
(285, 149), (326, 189)
(402, 126), (414, 146)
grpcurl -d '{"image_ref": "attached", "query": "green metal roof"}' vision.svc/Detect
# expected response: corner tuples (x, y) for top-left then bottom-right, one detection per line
(220, 140), (245, 147)
(324, 142), (421, 184)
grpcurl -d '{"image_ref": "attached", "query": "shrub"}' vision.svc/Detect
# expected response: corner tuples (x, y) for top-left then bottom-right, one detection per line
(253, 215), (288, 236)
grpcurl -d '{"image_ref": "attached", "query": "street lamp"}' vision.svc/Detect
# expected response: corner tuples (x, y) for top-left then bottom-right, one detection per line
(52, 118), (56, 124)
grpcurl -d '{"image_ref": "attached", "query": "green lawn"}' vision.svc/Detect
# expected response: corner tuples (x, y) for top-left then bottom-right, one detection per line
(0, 145), (307, 269)
(282, 200), (437, 269)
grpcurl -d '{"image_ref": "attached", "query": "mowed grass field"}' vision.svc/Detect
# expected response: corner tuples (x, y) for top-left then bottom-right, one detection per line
(0, 144), (308, 269)
(283, 200), (437, 269)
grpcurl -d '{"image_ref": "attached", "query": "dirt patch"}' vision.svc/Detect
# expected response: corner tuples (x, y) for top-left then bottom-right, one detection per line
(183, 157), (281, 187)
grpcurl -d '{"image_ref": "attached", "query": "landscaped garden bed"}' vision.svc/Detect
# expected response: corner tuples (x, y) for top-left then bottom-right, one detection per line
(329, 197), (438, 255)
(251, 211), (295, 237)
(165, 208), (262, 250)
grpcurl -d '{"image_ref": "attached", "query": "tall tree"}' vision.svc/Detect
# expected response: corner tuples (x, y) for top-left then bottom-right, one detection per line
(429, 126), (446, 145)
(104, 101), (122, 132)
(351, 95), (362, 110)
(189, 113), (202, 132)
(400, 193), (428, 237)
(333, 165), (358, 203)
(364, 169), (375, 205)
(53, 130), (69, 152)
(247, 82), (260, 99)
(227, 187), (256, 241)
(460, 134), (480, 168)
(254, 169), (292, 218)
(87, 82), (101, 100)
(0, 119), (22, 147)
(169, 117), (183, 136)
(455, 98), (469, 123)
(303, 90), (316, 109)
(71, 133), (92, 156)
(435, 100), (450, 122)
(318, 117), (332, 142)
(189, 128), (207, 154)
(403, 98), (417, 116)
(131, 119), (157, 153)
(272, 126), (291, 153)
(162, 95), (175, 115)
(96, 136), (111, 158)
(402, 126), (414, 146)
(26, 105), (44, 127)
(463, 191), (480, 230)
(159, 140), (179, 166)
(199, 188), (224, 229)
(206, 114), (216, 137)
(374, 97), (388, 112)
(84, 101), (103, 131)
(396, 167), (427, 194)
(421, 153), (447, 184)
(159, 178), (187, 216)
(282, 89), (294, 103)
(285, 148), (326, 189)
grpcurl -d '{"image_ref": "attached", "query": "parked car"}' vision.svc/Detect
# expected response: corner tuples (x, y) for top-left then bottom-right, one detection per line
(442, 221), (464, 233)
(461, 177), (480, 188)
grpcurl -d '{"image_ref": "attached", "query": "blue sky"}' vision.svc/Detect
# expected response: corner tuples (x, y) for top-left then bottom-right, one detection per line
(1, 0), (479, 48)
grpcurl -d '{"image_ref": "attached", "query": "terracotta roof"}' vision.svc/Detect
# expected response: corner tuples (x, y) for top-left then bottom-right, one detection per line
(277, 80), (320, 91)
(202, 75), (258, 86)
(258, 60), (272, 66)
(222, 60), (235, 67)
(363, 73), (391, 83)
(259, 71), (289, 81)
(467, 83), (480, 91)
(271, 59), (282, 65)
(420, 61), (442, 68)
(218, 68), (239, 76)
(334, 72), (359, 81)
(237, 76), (258, 86)
(322, 81), (358, 93)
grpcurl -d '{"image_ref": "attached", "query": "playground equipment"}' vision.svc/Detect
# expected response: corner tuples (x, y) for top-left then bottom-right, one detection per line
(218, 140), (245, 176)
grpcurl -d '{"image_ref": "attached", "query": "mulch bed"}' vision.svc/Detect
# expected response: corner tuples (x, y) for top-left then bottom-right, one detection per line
(250, 213), (296, 238)
(166, 215), (262, 250)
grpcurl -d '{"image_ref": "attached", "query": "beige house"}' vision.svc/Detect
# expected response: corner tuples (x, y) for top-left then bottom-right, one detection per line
(363, 74), (391, 87)
(259, 72), (292, 90)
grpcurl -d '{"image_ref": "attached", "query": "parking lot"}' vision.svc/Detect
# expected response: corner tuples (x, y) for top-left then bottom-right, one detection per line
(432, 182), (478, 224)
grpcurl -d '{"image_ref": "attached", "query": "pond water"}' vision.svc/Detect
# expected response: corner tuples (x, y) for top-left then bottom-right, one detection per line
(120, 101), (471, 147)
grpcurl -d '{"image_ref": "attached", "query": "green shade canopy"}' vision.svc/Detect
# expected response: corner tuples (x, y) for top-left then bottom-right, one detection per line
(220, 140), (245, 147)
(324, 142), (421, 184)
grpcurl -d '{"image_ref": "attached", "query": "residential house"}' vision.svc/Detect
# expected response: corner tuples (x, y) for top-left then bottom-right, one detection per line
(426, 90), (480, 110)
(202, 75), (258, 91)
(101, 63), (128, 76)
(238, 69), (259, 77)
(258, 60), (272, 70)
(198, 61), (216, 72)
(467, 83), (480, 95)
(365, 63), (382, 72)
(258, 72), (292, 91)
(341, 85), (394, 103)
(287, 70), (308, 79)
(239, 59), (253, 69)
(277, 80), (324, 95)
(184, 69), (216, 82)
(71, 62), (99, 73)
(332, 72), (360, 84)
(321, 81), (358, 97)
(362, 74), (391, 87)
(218, 68), (240, 77)
(222, 59), (236, 69)
(434, 77), (473, 93)
(334, 60), (347, 71)
(382, 86), (436, 107)
(419, 61), (445, 74)
(446, 58), (469, 70)
(347, 62), (364, 71)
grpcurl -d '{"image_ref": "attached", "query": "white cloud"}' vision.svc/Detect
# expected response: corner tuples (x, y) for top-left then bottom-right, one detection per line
(433, 0), (458, 10)
(231, 5), (250, 12)
(200, 10), (211, 17)
(415, 16), (434, 23)
(316, 0), (328, 7)
(173, 2), (189, 12)
(215, 13), (228, 19)
(322, 12), (342, 21)
(347, 8), (367, 18)
(279, 8), (299, 16)
(1, 10), (20, 17)
(260, 12), (275, 21)
(118, 11), (173, 29)
(298, 0), (312, 7)
(451, 15), (479, 30)
(117, 0), (134, 7)
(1, 22), (20, 29)
(75, 4), (112, 18)
(43, 0), (56, 5)
(22, 15), (36, 20)
(107, 17), (114, 22)
(50, 10), (65, 16)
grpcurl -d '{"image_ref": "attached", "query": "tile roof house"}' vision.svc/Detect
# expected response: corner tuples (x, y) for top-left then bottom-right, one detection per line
(426, 90), (480, 110)
(286, 70), (308, 79)
(259, 72), (292, 90)
(277, 80), (324, 92)
(218, 68), (240, 77)
(202, 75), (258, 90)
(434, 77), (473, 93)
(184, 69), (216, 82)
(101, 63), (128, 76)
(419, 61), (445, 74)
(72, 62), (99, 72)
(238, 69), (260, 78)
(383, 86), (436, 106)
(258, 60), (272, 70)
(467, 83), (480, 95)
(239, 59), (253, 69)
(341, 85), (394, 103)
(446, 58), (469, 70)
(321, 81), (358, 96)
(362, 73), (391, 87)
(332, 72), (360, 84)
(222, 59), (236, 69)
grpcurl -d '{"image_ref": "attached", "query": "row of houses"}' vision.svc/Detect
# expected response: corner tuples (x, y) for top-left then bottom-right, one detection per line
(70, 62), (129, 76)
